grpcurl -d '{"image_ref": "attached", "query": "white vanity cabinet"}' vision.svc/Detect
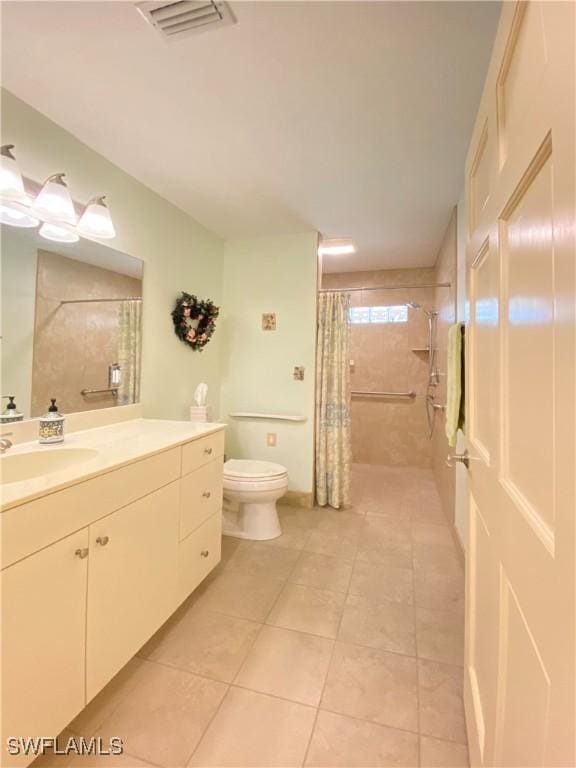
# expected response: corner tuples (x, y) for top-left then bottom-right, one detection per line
(1, 425), (224, 768)
(1, 529), (89, 764)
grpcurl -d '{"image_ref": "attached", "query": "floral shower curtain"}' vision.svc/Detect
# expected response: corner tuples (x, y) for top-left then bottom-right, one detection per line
(315, 291), (352, 508)
(117, 300), (142, 406)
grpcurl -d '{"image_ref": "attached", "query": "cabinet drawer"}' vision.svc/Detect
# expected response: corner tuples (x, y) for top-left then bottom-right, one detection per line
(178, 512), (221, 602)
(181, 430), (225, 476)
(180, 458), (223, 540)
(2, 447), (181, 569)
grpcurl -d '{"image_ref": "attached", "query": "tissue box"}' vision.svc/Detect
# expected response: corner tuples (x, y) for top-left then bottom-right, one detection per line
(190, 405), (209, 422)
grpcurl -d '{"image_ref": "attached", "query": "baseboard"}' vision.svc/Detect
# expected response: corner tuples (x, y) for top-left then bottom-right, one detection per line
(280, 491), (314, 509)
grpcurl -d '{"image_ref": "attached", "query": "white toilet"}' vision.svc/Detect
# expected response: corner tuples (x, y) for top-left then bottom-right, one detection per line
(223, 459), (288, 540)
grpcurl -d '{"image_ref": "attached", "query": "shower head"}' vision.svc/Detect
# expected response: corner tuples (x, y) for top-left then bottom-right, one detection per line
(406, 301), (437, 318)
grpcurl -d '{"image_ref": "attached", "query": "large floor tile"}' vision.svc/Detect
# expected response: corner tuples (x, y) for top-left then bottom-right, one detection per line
(223, 540), (301, 579)
(140, 606), (261, 682)
(349, 560), (414, 605)
(321, 642), (418, 732)
(305, 529), (359, 559)
(235, 625), (333, 705)
(411, 522), (454, 548)
(193, 569), (285, 621)
(305, 710), (419, 767)
(418, 659), (467, 744)
(258, 524), (312, 550)
(414, 562), (464, 613)
(339, 594), (416, 656)
(416, 606), (464, 666)
(68, 658), (148, 737)
(278, 505), (324, 528)
(316, 510), (366, 536)
(189, 687), (316, 767)
(97, 661), (227, 767)
(289, 551), (353, 593)
(67, 754), (155, 768)
(267, 583), (346, 638)
(419, 736), (470, 767)
(356, 515), (412, 568)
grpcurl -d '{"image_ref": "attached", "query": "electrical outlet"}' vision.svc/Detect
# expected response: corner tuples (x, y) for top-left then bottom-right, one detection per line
(267, 432), (277, 447)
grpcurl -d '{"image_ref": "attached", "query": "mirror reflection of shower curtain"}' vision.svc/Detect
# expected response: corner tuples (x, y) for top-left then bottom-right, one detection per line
(117, 300), (142, 405)
(315, 291), (352, 509)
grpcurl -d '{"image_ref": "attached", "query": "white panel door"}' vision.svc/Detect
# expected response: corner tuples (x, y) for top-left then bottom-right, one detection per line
(463, 3), (575, 766)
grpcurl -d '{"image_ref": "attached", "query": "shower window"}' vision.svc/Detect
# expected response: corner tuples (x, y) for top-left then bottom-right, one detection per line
(349, 305), (408, 324)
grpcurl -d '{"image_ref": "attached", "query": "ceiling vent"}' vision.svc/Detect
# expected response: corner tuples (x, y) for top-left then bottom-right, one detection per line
(136, 1), (236, 42)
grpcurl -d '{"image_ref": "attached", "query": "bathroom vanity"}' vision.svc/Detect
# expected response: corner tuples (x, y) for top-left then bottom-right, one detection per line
(0, 418), (225, 767)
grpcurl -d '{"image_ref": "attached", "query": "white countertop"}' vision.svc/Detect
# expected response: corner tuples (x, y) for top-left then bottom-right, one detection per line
(0, 418), (225, 511)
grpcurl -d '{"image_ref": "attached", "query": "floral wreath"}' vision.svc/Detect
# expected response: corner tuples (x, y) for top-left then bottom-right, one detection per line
(171, 292), (220, 351)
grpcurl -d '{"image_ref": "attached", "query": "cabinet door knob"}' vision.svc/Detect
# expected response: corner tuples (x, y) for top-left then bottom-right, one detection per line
(75, 548), (89, 559)
(204, 447), (213, 455)
(202, 491), (211, 499)
(96, 536), (110, 546)
(200, 550), (209, 558)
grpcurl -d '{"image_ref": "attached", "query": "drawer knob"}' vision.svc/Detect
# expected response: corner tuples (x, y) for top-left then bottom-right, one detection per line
(202, 491), (211, 499)
(75, 548), (89, 559)
(200, 550), (210, 558)
(204, 447), (213, 455)
(96, 536), (110, 546)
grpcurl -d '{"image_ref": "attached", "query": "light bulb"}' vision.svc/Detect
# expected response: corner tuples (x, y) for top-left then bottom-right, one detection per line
(32, 173), (77, 225)
(0, 145), (26, 201)
(0, 202), (39, 228)
(39, 221), (79, 243)
(77, 195), (116, 239)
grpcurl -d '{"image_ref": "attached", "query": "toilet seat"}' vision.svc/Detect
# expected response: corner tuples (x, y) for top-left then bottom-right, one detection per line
(224, 459), (288, 482)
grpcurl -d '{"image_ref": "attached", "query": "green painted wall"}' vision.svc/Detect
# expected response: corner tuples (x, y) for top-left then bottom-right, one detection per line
(221, 233), (319, 493)
(1, 90), (224, 420)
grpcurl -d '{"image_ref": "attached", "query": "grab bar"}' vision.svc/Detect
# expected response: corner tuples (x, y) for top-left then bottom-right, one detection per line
(351, 390), (416, 399)
(81, 387), (118, 397)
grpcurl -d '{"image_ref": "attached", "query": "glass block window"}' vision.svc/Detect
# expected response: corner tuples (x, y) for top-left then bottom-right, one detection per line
(349, 305), (408, 324)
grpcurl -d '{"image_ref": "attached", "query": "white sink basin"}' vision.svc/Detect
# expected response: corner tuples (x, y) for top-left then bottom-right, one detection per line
(0, 448), (99, 484)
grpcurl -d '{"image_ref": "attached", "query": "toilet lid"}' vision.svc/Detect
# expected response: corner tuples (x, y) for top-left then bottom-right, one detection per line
(224, 459), (288, 480)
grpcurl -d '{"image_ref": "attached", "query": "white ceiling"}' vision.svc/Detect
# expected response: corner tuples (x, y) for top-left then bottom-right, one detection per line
(1, 1), (500, 272)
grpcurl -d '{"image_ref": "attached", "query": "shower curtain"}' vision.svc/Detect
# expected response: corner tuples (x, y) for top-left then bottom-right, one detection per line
(315, 291), (352, 508)
(117, 300), (142, 405)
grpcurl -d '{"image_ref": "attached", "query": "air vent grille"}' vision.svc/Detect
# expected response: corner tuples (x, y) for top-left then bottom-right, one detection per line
(137, 1), (236, 41)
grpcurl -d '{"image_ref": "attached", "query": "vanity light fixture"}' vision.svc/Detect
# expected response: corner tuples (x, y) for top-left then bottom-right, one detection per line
(318, 238), (357, 257)
(0, 144), (117, 242)
(39, 222), (80, 244)
(77, 196), (116, 240)
(31, 173), (77, 226)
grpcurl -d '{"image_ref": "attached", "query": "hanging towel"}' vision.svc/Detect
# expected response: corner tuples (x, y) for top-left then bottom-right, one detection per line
(445, 322), (465, 448)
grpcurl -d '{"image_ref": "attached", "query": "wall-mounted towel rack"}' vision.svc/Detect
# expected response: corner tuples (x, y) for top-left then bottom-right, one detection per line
(229, 411), (307, 422)
(351, 390), (416, 399)
(81, 387), (118, 397)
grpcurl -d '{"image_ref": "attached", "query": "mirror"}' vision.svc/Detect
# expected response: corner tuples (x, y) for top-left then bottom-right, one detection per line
(1, 224), (143, 421)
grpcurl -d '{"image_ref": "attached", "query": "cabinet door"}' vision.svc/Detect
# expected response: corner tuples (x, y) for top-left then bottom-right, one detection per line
(86, 482), (179, 699)
(1, 529), (89, 767)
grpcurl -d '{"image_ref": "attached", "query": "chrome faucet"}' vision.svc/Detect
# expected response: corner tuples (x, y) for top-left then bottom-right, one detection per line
(1, 433), (14, 453)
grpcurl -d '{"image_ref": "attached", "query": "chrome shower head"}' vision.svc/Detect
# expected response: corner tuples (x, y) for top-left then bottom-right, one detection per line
(406, 302), (420, 310)
(406, 301), (437, 318)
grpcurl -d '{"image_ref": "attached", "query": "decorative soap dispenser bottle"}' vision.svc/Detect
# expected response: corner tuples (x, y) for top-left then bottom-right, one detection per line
(1, 396), (24, 423)
(39, 399), (65, 444)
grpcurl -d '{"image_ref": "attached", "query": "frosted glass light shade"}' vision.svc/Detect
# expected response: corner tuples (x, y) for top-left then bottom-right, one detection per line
(0, 202), (40, 228)
(39, 222), (79, 243)
(77, 196), (116, 239)
(0, 145), (26, 201)
(32, 173), (77, 225)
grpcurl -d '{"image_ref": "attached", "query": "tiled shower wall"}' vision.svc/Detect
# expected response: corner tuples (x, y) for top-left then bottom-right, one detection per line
(321, 268), (436, 468)
(32, 251), (142, 416)
(432, 209), (458, 525)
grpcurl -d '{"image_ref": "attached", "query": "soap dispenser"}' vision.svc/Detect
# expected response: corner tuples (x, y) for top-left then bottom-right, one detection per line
(39, 399), (65, 444)
(1, 396), (24, 423)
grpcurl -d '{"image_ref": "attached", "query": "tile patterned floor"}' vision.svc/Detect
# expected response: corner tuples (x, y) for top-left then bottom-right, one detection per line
(37, 464), (468, 768)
